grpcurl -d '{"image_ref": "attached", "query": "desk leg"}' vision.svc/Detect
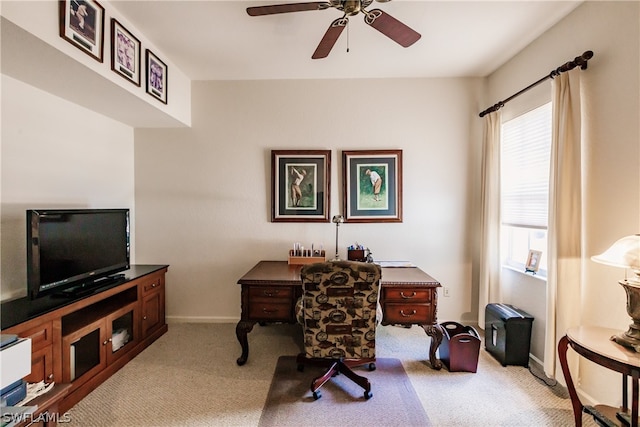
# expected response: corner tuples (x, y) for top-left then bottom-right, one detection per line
(632, 370), (638, 427)
(236, 320), (256, 366)
(422, 323), (444, 370)
(559, 335), (583, 427)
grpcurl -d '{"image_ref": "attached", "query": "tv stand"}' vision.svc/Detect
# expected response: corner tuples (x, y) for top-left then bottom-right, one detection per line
(1, 265), (168, 414)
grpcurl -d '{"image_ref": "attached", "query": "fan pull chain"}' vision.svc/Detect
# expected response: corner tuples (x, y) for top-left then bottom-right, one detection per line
(346, 18), (349, 53)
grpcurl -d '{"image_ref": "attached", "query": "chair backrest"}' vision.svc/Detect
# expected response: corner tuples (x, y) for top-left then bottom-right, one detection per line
(299, 260), (382, 360)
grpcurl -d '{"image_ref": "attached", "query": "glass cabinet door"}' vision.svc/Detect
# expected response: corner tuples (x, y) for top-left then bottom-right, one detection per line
(106, 302), (139, 365)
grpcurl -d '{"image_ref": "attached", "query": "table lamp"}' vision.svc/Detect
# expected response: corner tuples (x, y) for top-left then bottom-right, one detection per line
(591, 234), (640, 351)
(332, 215), (344, 261)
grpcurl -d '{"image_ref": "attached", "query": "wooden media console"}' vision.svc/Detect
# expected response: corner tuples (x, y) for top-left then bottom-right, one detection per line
(1, 265), (168, 415)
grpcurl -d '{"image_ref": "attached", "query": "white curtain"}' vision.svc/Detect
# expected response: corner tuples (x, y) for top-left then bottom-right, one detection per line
(544, 69), (585, 379)
(478, 110), (502, 328)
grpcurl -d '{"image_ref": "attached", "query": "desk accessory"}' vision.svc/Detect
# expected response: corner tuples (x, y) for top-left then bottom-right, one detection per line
(347, 243), (366, 261)
(592, 234), (640, 351)
(288, 249), (326, 265)
(288, 242), (325, 265)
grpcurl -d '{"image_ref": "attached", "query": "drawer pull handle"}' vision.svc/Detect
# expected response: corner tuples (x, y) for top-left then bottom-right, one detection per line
(262, 308), (277, 314)
(263, 290), (279, 297)
(400, 309), (417, 317)
(400, 291), (417, 299)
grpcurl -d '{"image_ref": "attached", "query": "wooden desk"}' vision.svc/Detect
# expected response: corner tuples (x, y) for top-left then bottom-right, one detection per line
(559, 326), (640, 427)
(236, 260), (443, 368)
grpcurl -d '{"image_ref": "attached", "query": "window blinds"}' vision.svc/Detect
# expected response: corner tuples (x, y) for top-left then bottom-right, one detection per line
(501, 103), (552, 229)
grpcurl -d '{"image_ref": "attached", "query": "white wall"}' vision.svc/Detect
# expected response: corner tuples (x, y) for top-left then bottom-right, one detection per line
(0, 76), (136, 300)
(487, 0), (639, 407)
(133, 78), (484, 323)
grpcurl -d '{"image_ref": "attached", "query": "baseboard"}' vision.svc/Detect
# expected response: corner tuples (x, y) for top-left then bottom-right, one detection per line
(167, 316), (239, 323)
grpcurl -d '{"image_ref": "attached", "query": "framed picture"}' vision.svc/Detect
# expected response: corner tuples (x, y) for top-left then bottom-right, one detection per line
(271, 150), (331, 222)
(525, 250), (542, 274)
(111, 19), (141, 86)
(59, 0), (105, 62)
(342, 150), (403, 223)
(145, 49), (168, 104)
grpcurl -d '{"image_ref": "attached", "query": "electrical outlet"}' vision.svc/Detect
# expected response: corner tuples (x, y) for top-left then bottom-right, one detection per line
(443, 287), (450, 297)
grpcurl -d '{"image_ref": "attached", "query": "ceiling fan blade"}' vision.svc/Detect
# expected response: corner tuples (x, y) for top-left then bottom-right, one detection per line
(247, 2), (329, 16)
(364, 9), (421, 48)
(312, 17), (347, 59)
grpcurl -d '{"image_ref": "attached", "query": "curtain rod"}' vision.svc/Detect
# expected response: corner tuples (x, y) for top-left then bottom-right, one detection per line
(478, 50), (594, 118)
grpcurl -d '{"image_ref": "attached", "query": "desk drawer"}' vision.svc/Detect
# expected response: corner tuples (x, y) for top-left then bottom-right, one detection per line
(249, 286), (292, 301)
(384, 288), (432, 303)
(248, 302), (292, 320)
(383, 303), (433, 324)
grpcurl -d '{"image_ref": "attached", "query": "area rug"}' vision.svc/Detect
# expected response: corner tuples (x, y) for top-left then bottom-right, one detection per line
(258, 355), (431, 427)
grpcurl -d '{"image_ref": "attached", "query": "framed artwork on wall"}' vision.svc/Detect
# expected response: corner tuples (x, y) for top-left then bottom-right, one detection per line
(110, 19), (141, 86)
(145, 49), (168, 104)
(59, 0), (105, 62)
(271, 150), (331, 222)
(342, 150), (403, 223)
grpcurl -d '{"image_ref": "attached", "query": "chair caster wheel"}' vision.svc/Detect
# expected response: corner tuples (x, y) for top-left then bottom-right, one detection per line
(368, 363), (376, 371)
(313, 391), (321, 400)
(364, 390), (373, 400)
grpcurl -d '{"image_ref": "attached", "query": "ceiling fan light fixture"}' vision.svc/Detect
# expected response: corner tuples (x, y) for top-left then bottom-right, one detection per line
(248, 0), (421, 58)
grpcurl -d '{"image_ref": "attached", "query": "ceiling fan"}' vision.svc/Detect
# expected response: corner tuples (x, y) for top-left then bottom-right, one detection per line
(246, 0), (421, 59)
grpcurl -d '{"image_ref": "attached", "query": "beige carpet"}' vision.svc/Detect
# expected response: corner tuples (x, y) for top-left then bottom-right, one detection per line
(258, 356), (430, 426)
(65, 323), (598, 426)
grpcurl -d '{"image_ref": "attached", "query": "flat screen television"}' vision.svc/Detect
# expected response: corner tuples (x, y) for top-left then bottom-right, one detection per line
(27, 209), (130, 299)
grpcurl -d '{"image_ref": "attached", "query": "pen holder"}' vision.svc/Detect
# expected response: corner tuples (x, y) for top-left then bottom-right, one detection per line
(288, 249), (326, 265)
(347, 249), (366, 262)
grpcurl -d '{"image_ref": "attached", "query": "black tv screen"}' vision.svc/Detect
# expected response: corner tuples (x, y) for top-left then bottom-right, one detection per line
(27, 209), (130, 299)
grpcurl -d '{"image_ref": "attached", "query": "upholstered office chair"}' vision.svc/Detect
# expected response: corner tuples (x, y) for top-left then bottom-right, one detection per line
(296, 260), (382, 400)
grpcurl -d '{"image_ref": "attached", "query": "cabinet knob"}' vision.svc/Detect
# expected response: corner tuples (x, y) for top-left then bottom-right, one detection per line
(143, 316), (147, 320)
(152, 283), (157, 288)
(47, 374), (54, 380)
(103, 340), (108, 345)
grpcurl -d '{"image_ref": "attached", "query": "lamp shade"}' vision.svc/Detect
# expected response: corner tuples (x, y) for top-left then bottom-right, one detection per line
(591, 234), (640, 275)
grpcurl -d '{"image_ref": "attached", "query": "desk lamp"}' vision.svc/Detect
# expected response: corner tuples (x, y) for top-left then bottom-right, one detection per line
(592, 234), (640, 351)
(332, 215), (344, 261)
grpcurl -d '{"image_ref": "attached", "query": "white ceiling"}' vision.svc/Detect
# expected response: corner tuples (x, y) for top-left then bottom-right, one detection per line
(111, 0), (582, 81)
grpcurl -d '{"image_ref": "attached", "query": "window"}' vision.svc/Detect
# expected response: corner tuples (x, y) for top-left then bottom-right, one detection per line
(500, 102), (551, 277)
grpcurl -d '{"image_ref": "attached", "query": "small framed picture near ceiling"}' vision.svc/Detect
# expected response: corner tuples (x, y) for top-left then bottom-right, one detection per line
(271, 150), (331, 222)
(145, 49), (168, 104)
(110, 19), (141, 86)
(59, 0), (105, 62)
(343, 150), (403, 223)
